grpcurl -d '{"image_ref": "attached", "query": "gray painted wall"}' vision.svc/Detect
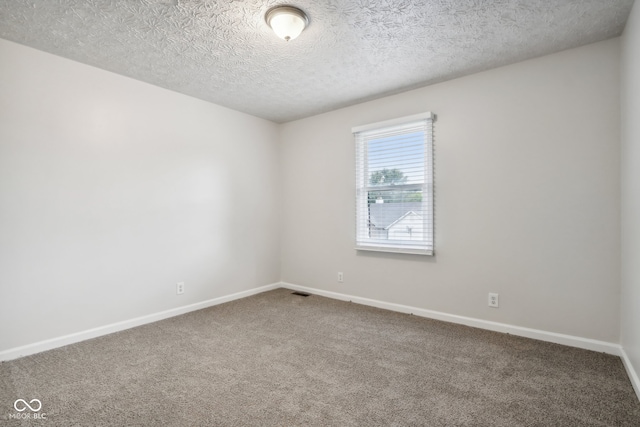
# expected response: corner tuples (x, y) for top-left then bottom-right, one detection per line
(0, 39), (281, 351)
(621, 0), (640, 396)
(280, 39), (621, 343)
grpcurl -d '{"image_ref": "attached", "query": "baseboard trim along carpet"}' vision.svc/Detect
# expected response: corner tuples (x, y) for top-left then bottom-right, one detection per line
(280, 281), (640, 402)
(279, 282), (620, 355)
(3, 280), (638, 403)
(0, 282), (280, 362)
(621, 348), (640, 401)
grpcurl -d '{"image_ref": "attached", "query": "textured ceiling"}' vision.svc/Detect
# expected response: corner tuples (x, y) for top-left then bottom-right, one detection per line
(0, 0), (635, 123)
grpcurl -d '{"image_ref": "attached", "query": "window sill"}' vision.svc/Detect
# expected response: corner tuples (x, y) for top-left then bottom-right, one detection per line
(355, 245), (434, 256)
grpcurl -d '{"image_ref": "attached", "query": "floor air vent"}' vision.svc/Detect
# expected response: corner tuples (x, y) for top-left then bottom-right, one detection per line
(291, 291), (311, 297)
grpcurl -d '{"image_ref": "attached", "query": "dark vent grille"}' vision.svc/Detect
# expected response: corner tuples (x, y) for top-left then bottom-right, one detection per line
(291, 291), (311, 297)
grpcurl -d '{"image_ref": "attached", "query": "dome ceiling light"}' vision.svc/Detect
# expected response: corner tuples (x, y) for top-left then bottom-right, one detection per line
(265, 5), (309, 41)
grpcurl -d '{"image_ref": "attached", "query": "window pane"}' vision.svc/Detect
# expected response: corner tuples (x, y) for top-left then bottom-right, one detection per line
(367, 131), (425, 186)
(368, 191), (425, 241)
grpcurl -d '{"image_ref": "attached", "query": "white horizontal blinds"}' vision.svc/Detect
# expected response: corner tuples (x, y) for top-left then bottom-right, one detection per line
(354, 113), (434, 255)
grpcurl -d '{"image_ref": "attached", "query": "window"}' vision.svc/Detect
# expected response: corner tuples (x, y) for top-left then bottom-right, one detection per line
(353, 112), (435, 255)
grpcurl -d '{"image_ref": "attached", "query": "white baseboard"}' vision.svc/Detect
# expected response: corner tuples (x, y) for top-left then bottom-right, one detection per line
(0, 282), (280, 362)
(4, 280), (634, 399)
(3, 280), (638, 402)
(279, 282), (622, 356)
(620, 348), (640, 401)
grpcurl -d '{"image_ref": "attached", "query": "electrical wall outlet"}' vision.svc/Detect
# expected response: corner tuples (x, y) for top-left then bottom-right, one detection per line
(177, 282), (185, 295)
(337, 272), (344, 283)
(488, 293), (499, 308)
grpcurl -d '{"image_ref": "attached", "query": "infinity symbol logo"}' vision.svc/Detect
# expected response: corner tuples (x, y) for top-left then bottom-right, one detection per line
(14, 399), (42, 412)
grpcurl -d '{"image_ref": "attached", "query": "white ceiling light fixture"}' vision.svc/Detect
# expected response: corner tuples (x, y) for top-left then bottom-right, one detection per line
(265, 5), (309, 41)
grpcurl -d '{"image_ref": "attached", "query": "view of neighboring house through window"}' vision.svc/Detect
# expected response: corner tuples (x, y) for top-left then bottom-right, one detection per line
(353, 112), (434, 255)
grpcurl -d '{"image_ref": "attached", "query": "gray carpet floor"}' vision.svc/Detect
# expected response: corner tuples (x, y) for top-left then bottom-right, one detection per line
(1, 288), (639, 426)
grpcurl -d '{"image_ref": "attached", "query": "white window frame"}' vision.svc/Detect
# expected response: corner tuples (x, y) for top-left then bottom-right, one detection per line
(353, 112), (435, 256)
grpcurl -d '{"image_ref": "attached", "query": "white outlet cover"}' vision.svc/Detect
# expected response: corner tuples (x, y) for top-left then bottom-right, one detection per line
(488, 293), (499, 308)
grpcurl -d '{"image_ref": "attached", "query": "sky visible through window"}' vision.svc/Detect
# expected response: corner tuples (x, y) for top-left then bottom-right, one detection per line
(367, 131), (425, 186)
